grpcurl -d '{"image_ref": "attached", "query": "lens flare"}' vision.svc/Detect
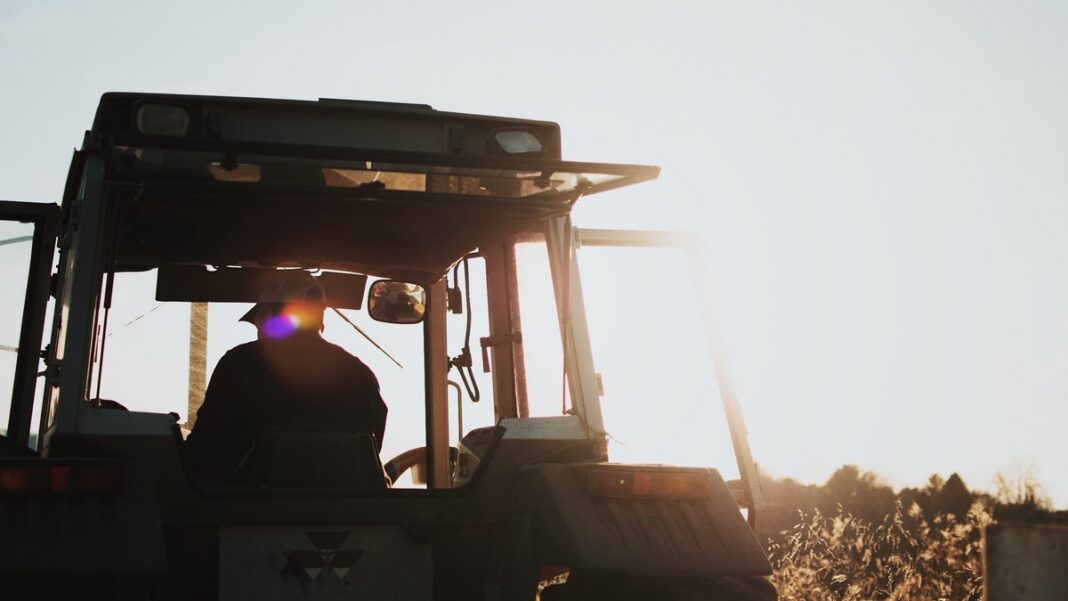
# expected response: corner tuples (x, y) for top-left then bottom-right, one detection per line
(263, 314), (299, 339)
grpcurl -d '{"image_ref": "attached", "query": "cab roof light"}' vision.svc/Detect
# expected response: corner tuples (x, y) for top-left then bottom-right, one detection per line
(0, 463), (124, 495)
(586, 468), (712, 499)
(136, 103), (190, 136)
(487, 129), (544, 156)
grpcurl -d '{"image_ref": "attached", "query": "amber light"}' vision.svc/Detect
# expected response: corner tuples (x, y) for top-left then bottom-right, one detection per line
(586, 469), (712, 499)
(0, 463), (123, 495)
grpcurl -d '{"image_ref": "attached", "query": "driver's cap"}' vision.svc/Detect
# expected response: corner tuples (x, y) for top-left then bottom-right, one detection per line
(239, 274), (326, 324)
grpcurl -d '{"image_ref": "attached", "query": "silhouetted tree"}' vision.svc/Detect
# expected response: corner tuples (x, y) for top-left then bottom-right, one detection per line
(822, 464), (895, 521)
(934, 473), (972, 517)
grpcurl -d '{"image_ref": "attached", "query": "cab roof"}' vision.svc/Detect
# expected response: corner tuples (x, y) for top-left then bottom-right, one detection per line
(83, 93), (659, 283)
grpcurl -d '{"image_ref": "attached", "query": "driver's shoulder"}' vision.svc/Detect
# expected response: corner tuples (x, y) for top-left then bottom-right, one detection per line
(315, 339), (369, 366)
(219, 340), (262, 363)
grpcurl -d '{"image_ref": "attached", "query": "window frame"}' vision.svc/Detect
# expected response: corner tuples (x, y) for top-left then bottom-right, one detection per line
(0, 200), (59, 447)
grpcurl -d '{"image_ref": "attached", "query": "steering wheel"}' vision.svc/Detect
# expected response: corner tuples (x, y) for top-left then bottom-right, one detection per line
(384, 447), (458, 483)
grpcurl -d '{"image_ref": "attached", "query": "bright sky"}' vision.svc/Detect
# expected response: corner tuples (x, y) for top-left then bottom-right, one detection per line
(1, 1), (1066, 507)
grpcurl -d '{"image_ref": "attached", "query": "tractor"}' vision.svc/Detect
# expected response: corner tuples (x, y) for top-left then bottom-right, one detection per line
(0, 93), (775, 600)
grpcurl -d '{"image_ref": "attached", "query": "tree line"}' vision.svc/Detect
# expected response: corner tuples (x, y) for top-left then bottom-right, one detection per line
(756, 464), (1067, 544)
(759, 466), (1066, 599)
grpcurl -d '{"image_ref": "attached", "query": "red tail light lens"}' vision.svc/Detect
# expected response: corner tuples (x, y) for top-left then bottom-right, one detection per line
(0, 463), (123, 495)
(586, 468), (712, 499)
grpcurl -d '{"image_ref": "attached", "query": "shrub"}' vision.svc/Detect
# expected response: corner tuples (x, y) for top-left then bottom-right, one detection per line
(767, 501), (991, 600)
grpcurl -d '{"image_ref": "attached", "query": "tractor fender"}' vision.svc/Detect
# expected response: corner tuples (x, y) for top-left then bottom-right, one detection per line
(0, 456), (167, 575)
(516, 463), (772, 578)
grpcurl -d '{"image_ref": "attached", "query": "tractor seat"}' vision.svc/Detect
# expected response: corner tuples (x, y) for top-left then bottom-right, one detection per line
(235, 428), (390, 489)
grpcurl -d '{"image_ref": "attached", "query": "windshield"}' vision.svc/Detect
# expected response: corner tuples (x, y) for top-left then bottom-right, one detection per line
(90, 264), (510, 488)
(94, 271), (420, 478)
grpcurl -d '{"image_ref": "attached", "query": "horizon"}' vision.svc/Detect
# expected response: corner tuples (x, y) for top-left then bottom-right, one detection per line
(0, 425), (1049, 508)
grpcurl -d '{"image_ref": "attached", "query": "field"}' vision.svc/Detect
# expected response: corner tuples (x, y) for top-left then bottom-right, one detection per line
(768, 502), (988, 600)
(757, 465), (1068, 599)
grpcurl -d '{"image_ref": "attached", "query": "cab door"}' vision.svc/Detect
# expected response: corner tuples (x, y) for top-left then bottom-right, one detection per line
(561, 226), (767, 528)
(0, 201), (58, 451)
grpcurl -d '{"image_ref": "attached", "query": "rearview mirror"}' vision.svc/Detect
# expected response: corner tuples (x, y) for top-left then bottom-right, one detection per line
(367, 280), (427, 324)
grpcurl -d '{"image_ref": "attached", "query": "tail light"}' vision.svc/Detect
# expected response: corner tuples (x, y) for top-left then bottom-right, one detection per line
(0, 462), (124, 495)
(586, 468), (712, 499)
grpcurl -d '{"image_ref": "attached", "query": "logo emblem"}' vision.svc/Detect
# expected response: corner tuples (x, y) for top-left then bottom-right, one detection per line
(287, 531), (365, 581)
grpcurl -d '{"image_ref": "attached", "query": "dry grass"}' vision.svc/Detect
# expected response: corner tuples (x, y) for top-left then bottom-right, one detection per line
(767, 502), (991, 601)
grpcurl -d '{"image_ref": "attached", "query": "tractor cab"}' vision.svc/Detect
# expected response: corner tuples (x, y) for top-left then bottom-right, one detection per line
(0, 93), (775, 600)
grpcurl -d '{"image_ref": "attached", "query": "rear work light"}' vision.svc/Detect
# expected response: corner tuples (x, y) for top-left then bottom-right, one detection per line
(586, 468), (712, 499)
(0, 463), (124, 495)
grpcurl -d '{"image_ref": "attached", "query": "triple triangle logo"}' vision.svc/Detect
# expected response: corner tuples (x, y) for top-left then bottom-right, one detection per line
(287, 531), (365, 581)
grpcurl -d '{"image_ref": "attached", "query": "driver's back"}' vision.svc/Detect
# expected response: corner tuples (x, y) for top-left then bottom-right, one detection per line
(184, 331), (388, 481)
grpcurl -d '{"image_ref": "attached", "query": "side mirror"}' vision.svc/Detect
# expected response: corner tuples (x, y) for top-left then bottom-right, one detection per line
(367, 280), (427, 324)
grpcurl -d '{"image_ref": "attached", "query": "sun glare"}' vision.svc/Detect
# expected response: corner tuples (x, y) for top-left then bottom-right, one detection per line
(263, 314), (300, 339)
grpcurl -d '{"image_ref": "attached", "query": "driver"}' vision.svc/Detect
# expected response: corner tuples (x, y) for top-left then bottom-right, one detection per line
(184, 279), (388, 480)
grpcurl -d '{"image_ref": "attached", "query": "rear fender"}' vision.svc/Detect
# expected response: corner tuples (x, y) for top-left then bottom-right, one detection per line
(0, 457), (167, 575)
(517, 463), (771, 578)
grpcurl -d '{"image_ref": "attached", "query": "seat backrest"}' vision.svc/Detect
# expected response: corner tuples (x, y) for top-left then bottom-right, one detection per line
(236, 428), (389, 489)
